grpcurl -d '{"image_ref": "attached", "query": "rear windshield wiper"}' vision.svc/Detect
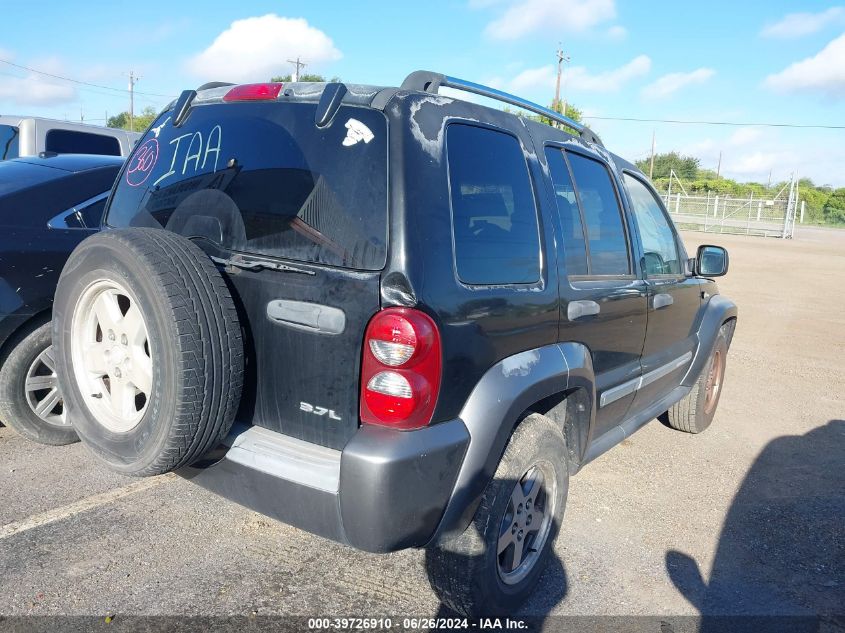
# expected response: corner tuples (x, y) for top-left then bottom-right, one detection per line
(210, 254), (315, 276)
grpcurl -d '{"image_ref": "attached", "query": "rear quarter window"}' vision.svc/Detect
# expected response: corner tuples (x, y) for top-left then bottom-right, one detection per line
(446, 124), (541, 285)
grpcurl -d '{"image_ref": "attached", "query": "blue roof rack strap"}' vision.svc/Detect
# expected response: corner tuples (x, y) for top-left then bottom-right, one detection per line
(400, 70), (603, 147)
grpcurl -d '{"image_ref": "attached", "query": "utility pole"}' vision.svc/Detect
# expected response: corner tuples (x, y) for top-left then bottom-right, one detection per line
(127, 71), (140, 132)
(553, 44), (570, 114)
(287, 57), (307, 82)
(649, 130), (656, 179)
(716, 151), (722, 178)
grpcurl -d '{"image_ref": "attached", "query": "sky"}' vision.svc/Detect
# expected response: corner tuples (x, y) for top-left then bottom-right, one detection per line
(1, 0), (843, 186)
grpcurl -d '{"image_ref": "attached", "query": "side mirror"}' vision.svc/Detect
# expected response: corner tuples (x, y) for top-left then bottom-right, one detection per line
(695, 245), (729, 277)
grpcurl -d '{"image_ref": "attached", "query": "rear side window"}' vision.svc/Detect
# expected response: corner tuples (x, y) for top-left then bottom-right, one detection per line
(106, 102), (388, 271)
(566, 152), (630, 276)
(545, 148), (587, 276)
(624, 174), (682, 276)
(45, 129), (121, 156)
(0, 125), (19, 160)
(447, 124), (540, 285)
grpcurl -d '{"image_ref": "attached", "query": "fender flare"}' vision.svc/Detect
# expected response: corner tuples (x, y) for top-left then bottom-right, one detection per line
(682, 294), (738, 386)
(430, 342), (595, 543)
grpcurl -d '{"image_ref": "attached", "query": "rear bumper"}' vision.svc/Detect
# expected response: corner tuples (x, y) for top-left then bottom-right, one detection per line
(178, 420), (470, 553)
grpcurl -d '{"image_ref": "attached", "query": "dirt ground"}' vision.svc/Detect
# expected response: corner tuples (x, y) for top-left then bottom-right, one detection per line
(0, 226), (842, 625)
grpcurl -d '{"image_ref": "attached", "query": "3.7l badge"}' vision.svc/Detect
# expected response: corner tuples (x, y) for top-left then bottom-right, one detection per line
(299, 402), (342, 420)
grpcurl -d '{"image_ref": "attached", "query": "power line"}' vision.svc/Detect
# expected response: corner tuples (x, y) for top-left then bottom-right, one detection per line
(0, 58), (177, 98)
(581, 114), (845, 130)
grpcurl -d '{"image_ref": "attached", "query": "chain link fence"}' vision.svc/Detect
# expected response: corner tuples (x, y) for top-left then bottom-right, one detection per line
(663, 193), (793, 238)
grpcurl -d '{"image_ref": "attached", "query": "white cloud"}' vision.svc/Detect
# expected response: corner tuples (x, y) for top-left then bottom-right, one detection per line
(0, 74), (76, 107)
(764, 33), (845, 97)
(569, 55), (651, 92)
(0, 54), (77, 106)
(606, 25), (627, 40)
(641, 68), (715, 99)
(185, 14), (342, 83)
(509, 65), (556, 92)
(481, 0), (616, 40)
(509, 55), (651, 95)
(728, 127), (764, 146)
(761, 7), (844, 38)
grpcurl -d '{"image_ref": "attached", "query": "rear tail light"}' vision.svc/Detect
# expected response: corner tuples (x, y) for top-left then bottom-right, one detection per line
(222, 82), (284, 102)
(360, 308), (441, 429)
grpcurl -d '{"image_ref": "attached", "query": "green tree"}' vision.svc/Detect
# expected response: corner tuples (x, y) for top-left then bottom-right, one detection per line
(822, 188), (845, 224)
(107, 106), (157, 132)
(548, 101), (583, 124)
(635, 152), (700, 180)
(502, 102), (584, 131)
(800, 187), (831, 224)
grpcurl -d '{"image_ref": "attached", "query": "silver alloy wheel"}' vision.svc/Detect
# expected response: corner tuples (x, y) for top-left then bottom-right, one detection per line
(70, 279), (152, 433)
(497, 461), (557, 585)
(24, 345), (68, 427)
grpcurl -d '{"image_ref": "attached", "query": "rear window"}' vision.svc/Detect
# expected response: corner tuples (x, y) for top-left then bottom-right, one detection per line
(45, 129), (121, 156)
(106, 102), (388, 271)
(0, 125), (19, 160)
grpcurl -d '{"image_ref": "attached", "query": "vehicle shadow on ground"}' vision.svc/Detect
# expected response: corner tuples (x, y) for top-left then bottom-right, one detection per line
(666, 419), (845, 633)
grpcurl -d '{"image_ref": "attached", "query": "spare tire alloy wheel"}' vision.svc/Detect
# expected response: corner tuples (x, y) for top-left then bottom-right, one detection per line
(54, 228), (244, 476)
(71, 279), (152, 433)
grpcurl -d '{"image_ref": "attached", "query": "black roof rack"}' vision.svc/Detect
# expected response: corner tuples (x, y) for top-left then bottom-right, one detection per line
(400, 70), (603, 146)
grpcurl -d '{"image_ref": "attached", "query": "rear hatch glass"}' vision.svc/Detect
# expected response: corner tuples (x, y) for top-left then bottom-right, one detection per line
(106, 101), (388, 271)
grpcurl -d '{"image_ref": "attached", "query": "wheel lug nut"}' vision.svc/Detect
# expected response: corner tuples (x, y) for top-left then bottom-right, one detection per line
(114, 368), (122, 378)
(121, 334), (128, 346)
(108, 330), (115, 341)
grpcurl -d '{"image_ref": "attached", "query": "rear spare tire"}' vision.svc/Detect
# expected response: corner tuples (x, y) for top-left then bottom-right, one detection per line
(53, 228), (243, 476)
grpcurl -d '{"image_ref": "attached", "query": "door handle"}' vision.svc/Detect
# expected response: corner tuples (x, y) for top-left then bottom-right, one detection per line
(653, 293), (674, 310)
(567, 300), (601, 321)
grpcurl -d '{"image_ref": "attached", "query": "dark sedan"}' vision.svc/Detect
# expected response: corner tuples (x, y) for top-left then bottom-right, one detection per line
(0, 153), (122, 444)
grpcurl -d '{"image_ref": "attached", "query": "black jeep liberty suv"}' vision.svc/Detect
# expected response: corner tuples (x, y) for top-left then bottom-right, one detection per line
(52, 71), (737, 616)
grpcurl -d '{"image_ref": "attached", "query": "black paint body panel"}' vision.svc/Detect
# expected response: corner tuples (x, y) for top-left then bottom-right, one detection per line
(0, 155), (121, 352)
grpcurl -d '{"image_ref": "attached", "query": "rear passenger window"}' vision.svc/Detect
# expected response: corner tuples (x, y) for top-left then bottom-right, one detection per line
(545, 148), (587, 276)
(566, 152), (630, 276)
(45, 130), (121, 156)
(447, 124), (540, 285)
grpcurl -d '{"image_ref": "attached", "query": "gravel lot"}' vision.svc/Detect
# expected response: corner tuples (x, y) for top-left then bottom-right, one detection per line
(0, 227), (842, 624)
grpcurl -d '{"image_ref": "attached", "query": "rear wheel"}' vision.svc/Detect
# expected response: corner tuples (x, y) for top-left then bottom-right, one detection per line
(0, 322), (77, 445)
(664, 332), (729, 434)
(53, 228), (244, 476)
(425, 413), (568, 617)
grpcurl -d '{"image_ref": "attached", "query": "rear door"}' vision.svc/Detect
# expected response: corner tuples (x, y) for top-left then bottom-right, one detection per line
(544, 146), (648, 437)
(105, 100), (389, 450)
(622, 172), (702, 408)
